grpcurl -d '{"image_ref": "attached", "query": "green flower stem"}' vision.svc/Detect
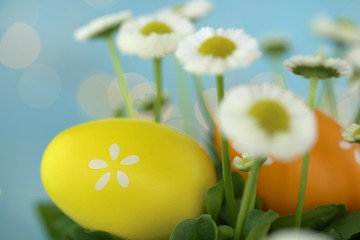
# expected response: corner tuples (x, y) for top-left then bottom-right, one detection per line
(174, 59), (193, 134)
(193, 75), (214, 129)
(105, 35), (134, 118)
(294, 78), (318, 228)
(233, 159), (263, 240)
(153, 58), (163, 123)
(354, 99), (360, 125)
(309, 79), (319, 109)
(248, 165), (260, 210)
(325, 80), (338, 118)
(216, 75), (236, 226)
(318, 80), (337, 119)
(271, 56), (286, 89)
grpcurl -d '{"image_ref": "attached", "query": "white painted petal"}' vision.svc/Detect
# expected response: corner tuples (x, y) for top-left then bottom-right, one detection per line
(117, 170), (129, 187)
(121, 155), (140, 165)
(355, 149), (360, 165)
(110, 143), (120, 160)
(264, 156), (273, 165)
(89, 159), (108, 169)
(95, 172), (111, 191)
(339, 140), (352, 150)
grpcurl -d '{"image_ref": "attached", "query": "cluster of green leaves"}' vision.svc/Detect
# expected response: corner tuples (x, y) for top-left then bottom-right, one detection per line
(169, 172), (360, 240)
(36, 202), (123, 240)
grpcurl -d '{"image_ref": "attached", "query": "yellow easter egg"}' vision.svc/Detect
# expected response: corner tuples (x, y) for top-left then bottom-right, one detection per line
(41, 119), (216, 240)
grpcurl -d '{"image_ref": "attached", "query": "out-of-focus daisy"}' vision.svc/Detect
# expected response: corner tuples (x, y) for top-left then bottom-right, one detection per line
(345, 45), (360, 70)
(284, 55), (352, 80)
(261, 35), (290, 57)
(74, 11), (135, 117)
(312, 15), (360, 45)
(268, 229), (332, 240)
(117, 12), (194, 59)
(342, 123), (360, 143)
(345, 45), (360, 86)
(233, 153), (253, 172)
(219, 84), (317, 160)
(175, 27), (261, 75)
(74, 11), (132, 41)
(171, 0), (213, 21)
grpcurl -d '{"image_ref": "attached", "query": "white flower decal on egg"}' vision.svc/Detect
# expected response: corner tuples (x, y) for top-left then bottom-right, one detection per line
(338, 140), (360, 165)
(88, 143), (140, 191)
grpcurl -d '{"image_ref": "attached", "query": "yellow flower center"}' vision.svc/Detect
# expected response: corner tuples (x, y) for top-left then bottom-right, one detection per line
(198, 36), (237, 58)
(248, 99), (290, 136)
(141, 21), (173, 36)
(337, 18), (356, 31)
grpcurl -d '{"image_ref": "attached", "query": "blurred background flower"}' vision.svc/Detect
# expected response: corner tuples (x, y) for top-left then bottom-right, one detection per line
(1, 0), (360, 239)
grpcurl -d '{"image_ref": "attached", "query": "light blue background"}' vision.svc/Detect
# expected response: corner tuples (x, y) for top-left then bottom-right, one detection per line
(0, 0), (359, 239)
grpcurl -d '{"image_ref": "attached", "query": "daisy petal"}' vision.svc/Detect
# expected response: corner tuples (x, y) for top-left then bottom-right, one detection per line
(95, 172), (111, 191)
(110, 143), (120, 160)
(121, 155), (140, 165)
(117, 170), (129, 187)
(89, 159), (108, 169)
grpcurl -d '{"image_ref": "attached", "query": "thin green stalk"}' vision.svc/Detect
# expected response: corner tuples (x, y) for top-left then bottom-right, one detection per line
(233, 159), (263, 240)
(325, 80), (338, 118)
(294, 78), (318, 228)
(318, 80), (337, 119)
(216, 75), (236, 226)
(354, 98), (360, 125)
(193, 75), (214, 129)
(248, 167), (260, 210)
(271, 56), (286, 89)
(153, 58), (163, 123)
(309, 79), (319, 109)
(174, 59), (193, 134)
(105, 35), (134, 118)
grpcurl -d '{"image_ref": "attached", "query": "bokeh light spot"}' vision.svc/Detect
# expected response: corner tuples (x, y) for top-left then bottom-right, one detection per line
(78, 73), (114, 118)
(0, 22), (41, 69)
(251, 71), (283, 85)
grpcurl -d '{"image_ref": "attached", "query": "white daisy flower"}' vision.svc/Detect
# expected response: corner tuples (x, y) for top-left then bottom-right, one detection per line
(171, 0), (213, 21)
(117, 12), (194, 59)
(261, 35), (291, 57)
(284, 55), (352, 79)
(233, 152), (253, 172)
(345, 45), (360, 70)
(268, 229), (332, 240)
(219, 84), (317, 161)
(312, 15), (360, 45)
(342, 123), (360, 143)
(175, 27), (261, 75)
(74, 11), (132, 41)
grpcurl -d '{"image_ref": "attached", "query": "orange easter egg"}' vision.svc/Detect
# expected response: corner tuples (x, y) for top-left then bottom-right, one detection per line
(215, 110), (360, 214)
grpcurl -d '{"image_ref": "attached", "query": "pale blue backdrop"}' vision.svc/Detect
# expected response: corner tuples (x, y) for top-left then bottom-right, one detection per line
(0, 0), (359, 239)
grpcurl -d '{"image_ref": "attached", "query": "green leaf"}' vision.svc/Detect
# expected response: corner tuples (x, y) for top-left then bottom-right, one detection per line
(205, 179), (225, 221)
(219, 173), (246, 225)
(243, 209), (279, 240)
(36, 201), (121, 240)
(325, 210), (360, 240)
(65, 225), (121, 240)
(217, 225), (234, 240)
(271, 204), (347, 231)
(231, 172), (245, 198)
(169, 214), (217, 240)
(36, 201), (75, 240)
